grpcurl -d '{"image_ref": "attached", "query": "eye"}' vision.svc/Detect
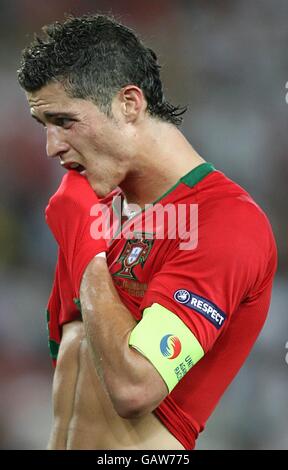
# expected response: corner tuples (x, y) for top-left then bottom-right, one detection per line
(54, 117), (74, 128)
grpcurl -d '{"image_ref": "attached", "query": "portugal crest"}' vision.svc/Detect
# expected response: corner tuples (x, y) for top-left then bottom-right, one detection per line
(113, 239), (154, 280)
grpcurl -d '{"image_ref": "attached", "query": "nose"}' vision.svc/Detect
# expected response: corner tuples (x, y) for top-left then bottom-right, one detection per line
(46, 125), (70, 159)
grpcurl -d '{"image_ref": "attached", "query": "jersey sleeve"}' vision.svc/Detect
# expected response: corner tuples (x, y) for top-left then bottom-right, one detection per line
(140, 199), (277, 353)
(46, 249), (82, 365)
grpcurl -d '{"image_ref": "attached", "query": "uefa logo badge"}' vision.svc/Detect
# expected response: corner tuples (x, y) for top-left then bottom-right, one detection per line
(174, 289), (191, 304)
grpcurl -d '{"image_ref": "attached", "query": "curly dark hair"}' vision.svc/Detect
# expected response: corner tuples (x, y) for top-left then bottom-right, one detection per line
(17, 14), (187, 126)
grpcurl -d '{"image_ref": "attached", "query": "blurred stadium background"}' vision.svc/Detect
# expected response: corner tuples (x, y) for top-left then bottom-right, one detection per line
(0, 0), (287, 449)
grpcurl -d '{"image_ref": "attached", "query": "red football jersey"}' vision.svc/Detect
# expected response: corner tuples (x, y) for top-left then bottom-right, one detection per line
(106, 162), (277, 449)
(47, 162), (277, 449)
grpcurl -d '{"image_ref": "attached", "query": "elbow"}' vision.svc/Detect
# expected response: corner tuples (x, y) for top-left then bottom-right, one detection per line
(116, 403), (147, 420)
(110, 385), (154, 419)
(114, 395), (150, 420)
(103, 359), (168, 419)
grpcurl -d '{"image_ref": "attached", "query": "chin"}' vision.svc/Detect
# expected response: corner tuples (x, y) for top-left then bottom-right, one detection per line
(90, 180), (115, 198)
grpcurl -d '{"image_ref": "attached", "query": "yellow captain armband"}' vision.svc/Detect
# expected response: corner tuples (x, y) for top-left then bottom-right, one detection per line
(128, 303), (204, 393)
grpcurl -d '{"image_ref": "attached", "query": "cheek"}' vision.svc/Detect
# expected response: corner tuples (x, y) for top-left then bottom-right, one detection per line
(77, 123), (130, 170)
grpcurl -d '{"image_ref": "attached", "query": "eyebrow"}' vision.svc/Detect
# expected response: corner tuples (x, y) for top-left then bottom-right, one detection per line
(43, 111), (76, 119)
(31, 111), (77, 125)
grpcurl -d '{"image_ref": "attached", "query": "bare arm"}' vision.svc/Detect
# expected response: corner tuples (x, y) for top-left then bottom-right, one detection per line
(79, 257), (168, 419)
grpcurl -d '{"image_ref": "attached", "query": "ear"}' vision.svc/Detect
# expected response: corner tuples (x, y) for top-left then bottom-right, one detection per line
(118, 85), (147, 122)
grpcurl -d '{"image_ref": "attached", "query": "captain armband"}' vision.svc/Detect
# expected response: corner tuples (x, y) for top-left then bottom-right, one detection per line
(129, 303), (204, 393)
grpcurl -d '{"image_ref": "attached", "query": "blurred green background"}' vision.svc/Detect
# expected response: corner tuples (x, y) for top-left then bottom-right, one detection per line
(0, 0), (287, 449)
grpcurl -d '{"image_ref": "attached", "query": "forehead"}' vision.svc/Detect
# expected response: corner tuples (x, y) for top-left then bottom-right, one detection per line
(27, 81), (73, 108)
(26, 81), (95, 118)
(26, 82), (117, 129)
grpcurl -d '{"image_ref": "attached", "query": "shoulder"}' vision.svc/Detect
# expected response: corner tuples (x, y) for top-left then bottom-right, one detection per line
(194, 171), (277, 290)
(195, 171), (274, 247)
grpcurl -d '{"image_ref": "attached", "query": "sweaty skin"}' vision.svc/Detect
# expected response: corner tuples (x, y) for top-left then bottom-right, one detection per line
(48, 321), (185, 450)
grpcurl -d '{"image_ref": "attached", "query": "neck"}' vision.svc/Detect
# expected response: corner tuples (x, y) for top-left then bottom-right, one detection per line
(120, 121), (205, 207)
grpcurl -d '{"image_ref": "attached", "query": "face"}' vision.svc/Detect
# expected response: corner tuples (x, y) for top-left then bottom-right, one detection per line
(27, 81), (136, 197)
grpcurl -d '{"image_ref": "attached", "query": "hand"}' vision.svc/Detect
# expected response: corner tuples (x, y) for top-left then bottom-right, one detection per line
(45, 170), (107, 296)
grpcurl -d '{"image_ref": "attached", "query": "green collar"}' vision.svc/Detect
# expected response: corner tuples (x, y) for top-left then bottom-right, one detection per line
(111, 162), (215, 239)
(152, 162), (215, 204)
(180, 162), (215, 188)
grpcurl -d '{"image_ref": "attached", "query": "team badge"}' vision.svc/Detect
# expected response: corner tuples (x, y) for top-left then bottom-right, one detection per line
(113, 239), (154, 280)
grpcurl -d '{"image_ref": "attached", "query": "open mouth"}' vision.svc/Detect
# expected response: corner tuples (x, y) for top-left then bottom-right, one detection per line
(61, 162), (86, 173)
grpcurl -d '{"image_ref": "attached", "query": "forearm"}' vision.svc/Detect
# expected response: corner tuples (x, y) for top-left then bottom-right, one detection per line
(80, 256), (167, 417)
(44, 171), (166, 419)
